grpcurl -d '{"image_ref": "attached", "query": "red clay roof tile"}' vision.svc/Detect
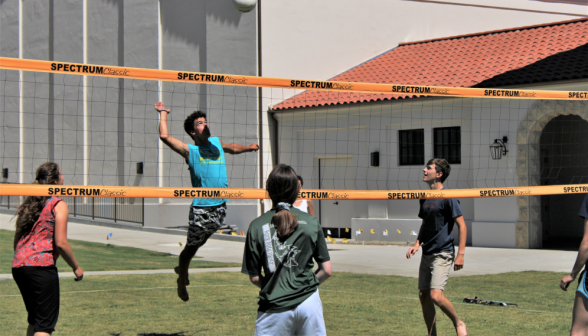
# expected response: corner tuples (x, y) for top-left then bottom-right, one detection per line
(273, 18), (588, 110)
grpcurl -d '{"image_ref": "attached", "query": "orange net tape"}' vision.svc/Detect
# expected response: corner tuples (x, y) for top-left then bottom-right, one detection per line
(1, 57), (586, 100)
(1, 184), (587, 200)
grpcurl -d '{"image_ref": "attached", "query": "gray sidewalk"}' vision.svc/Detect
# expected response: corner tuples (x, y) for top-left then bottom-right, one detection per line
(1, 213), (577, 279)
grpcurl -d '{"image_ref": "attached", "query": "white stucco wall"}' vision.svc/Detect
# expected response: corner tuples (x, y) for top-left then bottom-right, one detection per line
(258, 0), (586, 193)
(272, 88), (588, 246)
(260, 0), (584, 97)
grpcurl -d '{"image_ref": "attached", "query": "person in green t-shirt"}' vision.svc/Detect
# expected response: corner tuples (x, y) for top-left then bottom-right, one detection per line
(242, 164), (332, 336)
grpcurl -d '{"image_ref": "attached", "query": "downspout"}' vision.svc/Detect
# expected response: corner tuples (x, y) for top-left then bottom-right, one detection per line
(257, 0), (264, 213)
(270, 111), (278, 166)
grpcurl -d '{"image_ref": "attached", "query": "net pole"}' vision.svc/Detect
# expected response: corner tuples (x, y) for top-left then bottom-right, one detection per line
(18, 0), (24, 185)
(157, 1), (164, 205)
(83, 0), (89, 187)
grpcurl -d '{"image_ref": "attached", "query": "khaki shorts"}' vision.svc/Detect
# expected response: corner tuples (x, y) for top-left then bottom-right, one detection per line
(418, 251), (455, 291)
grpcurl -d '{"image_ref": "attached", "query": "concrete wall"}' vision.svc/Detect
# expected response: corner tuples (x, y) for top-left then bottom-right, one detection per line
(0, 1), (20, 185)
(0, 0), (259, 231)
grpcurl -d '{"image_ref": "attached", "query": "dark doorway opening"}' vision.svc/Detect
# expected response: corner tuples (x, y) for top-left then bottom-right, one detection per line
(540, 115), (588, 250)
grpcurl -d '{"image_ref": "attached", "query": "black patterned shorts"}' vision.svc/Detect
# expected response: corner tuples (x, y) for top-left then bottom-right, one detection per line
(187, 203), (227, 247)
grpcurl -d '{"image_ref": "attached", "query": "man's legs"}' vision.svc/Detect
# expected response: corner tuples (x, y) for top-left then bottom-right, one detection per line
(419, 290), (466, 336)
(419, 290), (437, 336)
(429, 289), (467, 336)
(176, 204), (226, 301)
(571, 292), (588, 336)
(419, 252), (467, 336)
(176, 244), (200, 301)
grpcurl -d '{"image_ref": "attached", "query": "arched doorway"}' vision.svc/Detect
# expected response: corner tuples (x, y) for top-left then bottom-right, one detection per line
(540, 115), (588, 249)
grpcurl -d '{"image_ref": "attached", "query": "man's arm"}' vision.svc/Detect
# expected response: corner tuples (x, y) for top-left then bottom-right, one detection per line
(220, 140), (259, 155)
(406, 220), (424, 259)
(454, 215), (467, 271)
(249, 275), (263, 289)
(561, 218), (588, 290)
(315, 260), (332, 284)
(155, 102), (189, 160)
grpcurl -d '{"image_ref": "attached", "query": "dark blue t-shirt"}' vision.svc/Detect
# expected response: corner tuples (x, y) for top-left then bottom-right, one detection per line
(418, 194), (463, 255)
(579, 195), (588, 219)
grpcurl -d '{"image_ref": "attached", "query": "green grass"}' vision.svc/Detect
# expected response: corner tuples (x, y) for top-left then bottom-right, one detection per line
(0, 229), (240, 274)
(0, 271), (574, 335)
(1, 229), (575, 335)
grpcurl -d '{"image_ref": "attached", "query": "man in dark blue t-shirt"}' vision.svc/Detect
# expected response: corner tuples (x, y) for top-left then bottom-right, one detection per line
(406, 158), (467, 336)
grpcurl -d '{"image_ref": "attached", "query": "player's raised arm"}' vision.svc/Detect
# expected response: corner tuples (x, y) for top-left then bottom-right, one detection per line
(220, 139), (259, 155)
(155, 102), (189, 160)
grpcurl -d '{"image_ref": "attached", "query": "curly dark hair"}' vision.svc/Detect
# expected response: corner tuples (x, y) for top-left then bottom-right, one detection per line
(427, 158), (451, 183)
(184, 111), (207, 140)
(15, 162), (61, 236)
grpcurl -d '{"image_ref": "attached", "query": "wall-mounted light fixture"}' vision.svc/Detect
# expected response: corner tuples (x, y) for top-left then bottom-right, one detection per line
(2, 168), (8, 178)
(136, 162), (144, 174)
(490, 136), (508, 160)
(370, 152), (379, 167)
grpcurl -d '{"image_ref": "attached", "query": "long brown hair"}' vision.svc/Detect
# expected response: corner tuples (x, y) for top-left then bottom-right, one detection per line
(266, 164), (300, 238)
(15, 162), (61, 235)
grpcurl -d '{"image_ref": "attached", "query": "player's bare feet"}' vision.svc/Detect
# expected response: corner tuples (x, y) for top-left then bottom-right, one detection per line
(174, 266), (190, 285)
(456, 321), (467, 336)
(177, 278), (189, 302)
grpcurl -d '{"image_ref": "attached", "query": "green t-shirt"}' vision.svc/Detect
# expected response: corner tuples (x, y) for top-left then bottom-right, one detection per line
(241, 208), (331, 313)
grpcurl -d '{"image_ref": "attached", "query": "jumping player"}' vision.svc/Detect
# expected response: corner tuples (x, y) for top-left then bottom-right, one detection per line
(155, 101), (258, 301)
(406, 158), (467, 336)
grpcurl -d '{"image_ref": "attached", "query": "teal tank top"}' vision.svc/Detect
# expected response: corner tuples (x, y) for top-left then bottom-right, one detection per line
(188, 137), (228, 207)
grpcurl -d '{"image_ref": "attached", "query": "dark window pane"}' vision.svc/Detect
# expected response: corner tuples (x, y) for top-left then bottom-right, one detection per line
(433, 127), (461, 164)
(399, 129), (424, 166)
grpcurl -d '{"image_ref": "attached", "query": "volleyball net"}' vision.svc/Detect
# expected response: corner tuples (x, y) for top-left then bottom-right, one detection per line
(1, 56), (588, 203)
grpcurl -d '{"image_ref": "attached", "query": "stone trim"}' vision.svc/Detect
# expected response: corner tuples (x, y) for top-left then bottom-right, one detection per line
(516, 100), (588, 248)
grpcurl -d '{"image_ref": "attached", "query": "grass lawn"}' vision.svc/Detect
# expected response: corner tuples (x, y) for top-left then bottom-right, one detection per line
(0, 229), (575, 335)
(0, 229), (240, 274)
(0, 271), (574, 335)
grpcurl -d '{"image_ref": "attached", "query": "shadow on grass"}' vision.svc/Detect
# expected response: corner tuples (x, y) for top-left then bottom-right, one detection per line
(138, 333), (192, 336)
(110, 333), (203, 336)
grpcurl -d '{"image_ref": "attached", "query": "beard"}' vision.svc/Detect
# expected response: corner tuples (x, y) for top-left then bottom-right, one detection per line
(203, 126), (211, 137)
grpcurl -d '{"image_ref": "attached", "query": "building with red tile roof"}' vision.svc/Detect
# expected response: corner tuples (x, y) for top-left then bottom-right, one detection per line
(273, 18), (588, 110)
(269, 18), (588, 249)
